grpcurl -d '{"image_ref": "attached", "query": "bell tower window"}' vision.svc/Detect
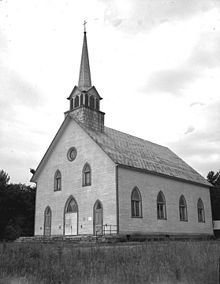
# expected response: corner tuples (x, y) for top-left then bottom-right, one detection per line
(80, 94), (84, 106)
(74, 96), (79, 108)
(90, 96), (95, 110)
(85, 94), (88, 107)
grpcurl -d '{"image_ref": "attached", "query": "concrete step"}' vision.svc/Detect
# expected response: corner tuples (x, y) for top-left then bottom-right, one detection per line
(15, 234), (118, 244)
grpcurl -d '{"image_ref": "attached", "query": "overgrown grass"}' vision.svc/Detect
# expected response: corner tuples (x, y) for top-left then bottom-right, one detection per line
(0, 240), (219, 283)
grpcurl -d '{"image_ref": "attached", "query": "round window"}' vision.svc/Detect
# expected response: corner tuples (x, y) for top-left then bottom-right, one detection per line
(67, 147), (77, 161)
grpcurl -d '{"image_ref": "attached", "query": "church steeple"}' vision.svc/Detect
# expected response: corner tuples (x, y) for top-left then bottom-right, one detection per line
(78, 25), (92, 89)
(66, 25), (105, 133)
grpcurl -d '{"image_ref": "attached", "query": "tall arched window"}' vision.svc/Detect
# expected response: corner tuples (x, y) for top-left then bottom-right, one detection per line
(131, 187), (142, 217)
(85, 93), (88, 107)
(74, 95), (79, 108)
(197, 198), (205, 223)
(66, 198), (78, 213)
(90, 96), (95, 109)
(80, 94), (83, 106)
(82, 163), (91, 186)
(54, 170), (61, 191)
(157, 191), (166, 220)
(44, 206), (52, 236)
(179, 195), (187, 221)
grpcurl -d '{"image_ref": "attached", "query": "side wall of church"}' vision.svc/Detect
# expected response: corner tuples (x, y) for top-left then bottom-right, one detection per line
(118, 167), (213, 236)
(34, 120), (116, 236)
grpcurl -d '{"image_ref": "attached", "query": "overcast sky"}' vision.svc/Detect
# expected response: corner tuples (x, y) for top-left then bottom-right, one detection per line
(0, 0), (220, 184)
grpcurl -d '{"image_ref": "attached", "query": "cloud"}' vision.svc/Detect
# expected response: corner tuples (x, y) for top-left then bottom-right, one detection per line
(100, 0), (220, 33)
(168, 100), (220, 176)
(184, 126), (195, 135)
(142, 24), (220, 96)
(190, 31), (220, 69)
(0, 62), (44, 120)
(190, 102), (205, 107)
(0, 30), (7, 54)
(144, 67), (197, 95)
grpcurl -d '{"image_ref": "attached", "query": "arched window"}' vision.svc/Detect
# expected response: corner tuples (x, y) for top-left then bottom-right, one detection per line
(89, 96), (95, 109)
(179, 195), (187, 221)
(66, 198), (78, 213)
(82, 163), (91, 186)
(80, 94), (83, 106)
(70, 98), (73, 110)
(44, 206), (51, 236)
(54, 170), (61, 191)
(157, 191), (166, 220)
(197, 198), (205, 223)
(74, 95), (79, 108)
(131, 187), (142, 217)
(85, 93), (88, 107)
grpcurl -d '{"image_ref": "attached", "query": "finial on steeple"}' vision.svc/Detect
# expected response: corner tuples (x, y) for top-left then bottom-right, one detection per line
(83, 20), (87, 33)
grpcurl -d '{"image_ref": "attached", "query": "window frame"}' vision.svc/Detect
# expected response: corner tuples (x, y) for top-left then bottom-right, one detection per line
(82, 163), (91, 187)
(131, 187), (142, 218)
(54, 170), (62, 191)
(197, 198), (205, 223)
(157, 191), (167, 220)
(179, 195), (188, 222)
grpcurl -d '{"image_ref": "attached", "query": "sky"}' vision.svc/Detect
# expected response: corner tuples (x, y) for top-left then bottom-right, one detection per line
(0, 0), (220, 185)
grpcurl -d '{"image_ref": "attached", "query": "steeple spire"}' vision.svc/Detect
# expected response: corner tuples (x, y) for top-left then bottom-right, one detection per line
(78, 23), (92, 89)
(67, 24), (105, 133)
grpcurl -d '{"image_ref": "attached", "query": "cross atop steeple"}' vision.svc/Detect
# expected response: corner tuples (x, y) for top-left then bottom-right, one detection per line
(83, 20), (87, 33)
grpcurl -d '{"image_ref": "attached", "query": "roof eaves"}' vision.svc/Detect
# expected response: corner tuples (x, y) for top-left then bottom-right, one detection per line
(30, 116), (71, 183)
(117, 164), (211, 188)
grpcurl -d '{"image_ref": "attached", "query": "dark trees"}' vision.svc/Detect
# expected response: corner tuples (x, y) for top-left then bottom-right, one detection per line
(0, 170), (36, 240)
(208, 170), (220, 220)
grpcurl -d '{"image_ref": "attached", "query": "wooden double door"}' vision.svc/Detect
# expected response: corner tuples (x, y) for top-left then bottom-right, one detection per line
(65, 212), (77, 235)
(64, 197), (78, 236)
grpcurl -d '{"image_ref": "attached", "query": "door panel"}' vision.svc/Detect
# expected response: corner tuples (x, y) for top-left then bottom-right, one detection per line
(44, 213), (51, 236)
(94, 210), (103, 235)
(65, 213), (77, 235)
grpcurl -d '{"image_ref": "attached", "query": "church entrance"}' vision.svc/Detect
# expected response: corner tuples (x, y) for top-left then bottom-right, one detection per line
(44, 206), (51, 236)
(93, 200), (103, 235)
(64, 197), (78, 235)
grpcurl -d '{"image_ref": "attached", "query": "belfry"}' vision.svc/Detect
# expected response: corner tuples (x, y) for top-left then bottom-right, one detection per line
(66, 28), (105, 132)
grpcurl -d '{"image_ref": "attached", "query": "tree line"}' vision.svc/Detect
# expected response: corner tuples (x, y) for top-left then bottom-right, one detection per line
(0, 169), (219, 241)
(207, 170), (220, 220)
(0, 170), (36, 240)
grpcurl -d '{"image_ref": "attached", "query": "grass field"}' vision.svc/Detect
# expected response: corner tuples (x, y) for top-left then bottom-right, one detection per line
(0, 240), (219, 284)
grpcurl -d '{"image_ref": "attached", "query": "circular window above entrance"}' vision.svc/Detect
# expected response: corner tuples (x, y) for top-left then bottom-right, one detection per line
(67, 147), (77, 162)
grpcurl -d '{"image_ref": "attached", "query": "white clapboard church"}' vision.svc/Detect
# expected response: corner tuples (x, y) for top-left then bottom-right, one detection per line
(31, 28), (213, 238)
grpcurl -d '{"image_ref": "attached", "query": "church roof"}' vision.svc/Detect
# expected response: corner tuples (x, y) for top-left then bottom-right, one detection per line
(76, 118), (210, 187)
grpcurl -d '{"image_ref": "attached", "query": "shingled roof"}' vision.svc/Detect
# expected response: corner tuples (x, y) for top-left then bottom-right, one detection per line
(75, 118), (210, 187)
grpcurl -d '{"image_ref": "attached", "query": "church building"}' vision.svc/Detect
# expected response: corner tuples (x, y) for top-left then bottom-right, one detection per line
(31, 28), (213, 238)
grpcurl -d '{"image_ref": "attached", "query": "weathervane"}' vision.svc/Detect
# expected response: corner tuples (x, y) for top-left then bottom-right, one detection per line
(83, 20), (87, 32)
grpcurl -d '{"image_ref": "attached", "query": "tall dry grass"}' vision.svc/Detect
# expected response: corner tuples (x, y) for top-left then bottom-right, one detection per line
(0, 240), (219, 283)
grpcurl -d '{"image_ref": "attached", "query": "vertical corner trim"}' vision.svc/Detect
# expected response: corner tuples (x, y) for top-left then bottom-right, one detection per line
(116, 165), (119, 234)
